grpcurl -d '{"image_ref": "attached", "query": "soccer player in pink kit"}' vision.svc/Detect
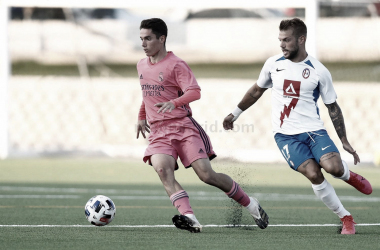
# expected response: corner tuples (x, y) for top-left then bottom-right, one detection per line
(136, 18), (269, 233)
(223, 18), (372, 235)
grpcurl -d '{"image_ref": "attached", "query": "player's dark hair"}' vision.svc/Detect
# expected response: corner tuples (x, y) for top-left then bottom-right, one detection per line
(279, 18), (307, 39)
(140, 18), (168, 45)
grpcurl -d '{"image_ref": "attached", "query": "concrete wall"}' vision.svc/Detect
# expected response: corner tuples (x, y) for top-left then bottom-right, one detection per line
(9, 18), (380, 64)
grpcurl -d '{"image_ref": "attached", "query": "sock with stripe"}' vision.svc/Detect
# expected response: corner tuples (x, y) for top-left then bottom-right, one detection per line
(312, 179), (350, 218)
(225, 181), (251, 207)
(170, 190), (194, 215)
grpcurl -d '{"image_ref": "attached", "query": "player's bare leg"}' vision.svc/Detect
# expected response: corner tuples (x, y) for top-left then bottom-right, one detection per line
(319, 152), (372, 195)
(191, 158), (269, 229)
(297, 159), (324, 184)
(151, 154), (202, 233)
(297, 158), (355, 234)
(151, 154), (183, 196)
(191, 158), (233, 192)
(319, 152), (344, 177)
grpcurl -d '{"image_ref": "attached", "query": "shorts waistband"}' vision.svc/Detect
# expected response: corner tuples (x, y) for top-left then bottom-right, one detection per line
(150, 117), (190, 129)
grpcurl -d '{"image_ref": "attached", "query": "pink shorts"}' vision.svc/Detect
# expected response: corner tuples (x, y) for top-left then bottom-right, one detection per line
(143, 116), (216, 169)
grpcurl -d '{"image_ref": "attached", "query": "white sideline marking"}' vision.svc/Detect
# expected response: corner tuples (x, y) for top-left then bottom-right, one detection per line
(0, 224), (379, 228)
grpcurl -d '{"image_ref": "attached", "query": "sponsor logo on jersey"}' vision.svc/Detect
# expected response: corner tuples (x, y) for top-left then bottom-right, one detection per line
(276, 68), (285, 72)
(141, 84), (165, 96)
(302, 68), (310, 79)
(285, 83), (297, 95)
(140, 74), (143, 79)
(283, 80), (301, 97)
(280, 80), (301, 127)
(141, 84), (165, 91)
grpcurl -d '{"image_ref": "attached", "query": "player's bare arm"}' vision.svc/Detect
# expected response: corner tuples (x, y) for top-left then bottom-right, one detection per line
(325, 101), (360, 164)
(238, 83), (267, 110)
(223, 83), (267, 130)
(136, 119), (150, 139)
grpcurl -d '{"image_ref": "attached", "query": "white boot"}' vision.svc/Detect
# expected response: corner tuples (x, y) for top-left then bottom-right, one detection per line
(246, 197), (269, 229)
(172, 213), (202, 233)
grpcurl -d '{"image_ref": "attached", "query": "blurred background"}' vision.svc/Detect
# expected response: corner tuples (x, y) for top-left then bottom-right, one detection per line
(1, 0), (380, 165)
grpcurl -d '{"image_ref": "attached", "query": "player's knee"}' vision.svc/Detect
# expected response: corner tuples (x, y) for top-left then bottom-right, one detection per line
(323, 162), (344, 177)
(154, 167), (163, 176)
(305, 170), (324, 183)
(198, 172), (214, 185)
(154, 167), (169, 178)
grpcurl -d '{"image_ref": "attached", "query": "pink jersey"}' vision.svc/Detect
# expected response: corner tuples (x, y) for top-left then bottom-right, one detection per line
(137, 52), (200, 124)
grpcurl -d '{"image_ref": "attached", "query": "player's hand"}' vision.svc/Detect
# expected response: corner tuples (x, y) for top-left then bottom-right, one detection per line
(136, 120), (150, 139)
(154, 102), (175, 114)
(342, 141), (360, 165)
(223, 114), (235, 130)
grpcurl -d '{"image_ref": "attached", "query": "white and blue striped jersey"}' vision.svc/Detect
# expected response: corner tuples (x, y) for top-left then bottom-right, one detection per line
(257, 53), (337, 135)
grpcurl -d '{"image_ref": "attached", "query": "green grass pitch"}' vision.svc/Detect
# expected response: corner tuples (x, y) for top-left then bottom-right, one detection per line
(11, 61), (380, 82)
(0, 158), (379, 250)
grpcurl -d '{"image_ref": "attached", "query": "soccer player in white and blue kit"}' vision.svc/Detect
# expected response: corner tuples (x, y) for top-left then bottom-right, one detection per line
(223, 18), (372, 235)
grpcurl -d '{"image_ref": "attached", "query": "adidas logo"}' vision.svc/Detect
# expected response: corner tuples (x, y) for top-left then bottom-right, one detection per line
(140, 74), (143, 79)
(198, 148), (204, 154)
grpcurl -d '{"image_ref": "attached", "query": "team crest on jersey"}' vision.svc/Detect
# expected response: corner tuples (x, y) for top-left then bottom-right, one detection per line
(158, 72), (164, 82)
(302, 68), (310, 79)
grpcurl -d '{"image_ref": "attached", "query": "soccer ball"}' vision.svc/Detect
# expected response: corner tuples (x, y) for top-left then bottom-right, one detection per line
(85, 195), (116, 226)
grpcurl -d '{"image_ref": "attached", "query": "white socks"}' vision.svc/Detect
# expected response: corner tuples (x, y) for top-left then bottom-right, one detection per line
(333, 160), (350, 181)
(312, 179), (350, 218)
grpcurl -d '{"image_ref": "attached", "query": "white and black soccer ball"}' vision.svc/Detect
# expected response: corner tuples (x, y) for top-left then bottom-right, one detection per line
(85, 195), (116, 226)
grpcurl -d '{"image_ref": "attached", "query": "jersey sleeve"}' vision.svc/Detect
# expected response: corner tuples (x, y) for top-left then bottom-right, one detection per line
(257, 57), (274, 88)
(318, 68), (337, 104)
(170, 88), (201, 108)
(138, 101), (146, 120)
(173, 61), (201, 92)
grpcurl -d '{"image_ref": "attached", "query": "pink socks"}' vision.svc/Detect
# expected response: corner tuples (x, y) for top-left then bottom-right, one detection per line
(170, 190), (194, 215)
(225, 181), (251, 207)
(170, 182), (251, 215)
